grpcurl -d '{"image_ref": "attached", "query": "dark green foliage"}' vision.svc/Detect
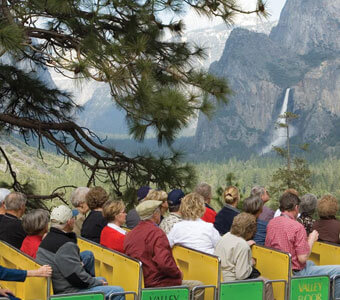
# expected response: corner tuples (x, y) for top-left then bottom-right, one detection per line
(0, 0), (266, 206)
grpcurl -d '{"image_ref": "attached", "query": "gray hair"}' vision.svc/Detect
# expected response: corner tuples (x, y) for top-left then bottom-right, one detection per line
(4, 192), (27, 211)
(0, 188), (11, 204)
(194, 182), (212, 201)
(50, 222), (67, 231)
(243, 194), (264, 215)
(70, 187), (90, 207)
(299, 193), (317, 216)
(251, 186), (266, 197)
(22, 209), (49, 235)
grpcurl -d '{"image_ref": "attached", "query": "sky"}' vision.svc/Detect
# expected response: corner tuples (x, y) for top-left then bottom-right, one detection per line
(182, 0), (287, 32)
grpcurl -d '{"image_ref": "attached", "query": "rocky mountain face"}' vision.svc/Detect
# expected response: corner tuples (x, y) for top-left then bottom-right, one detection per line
(195, 0), (340, 156)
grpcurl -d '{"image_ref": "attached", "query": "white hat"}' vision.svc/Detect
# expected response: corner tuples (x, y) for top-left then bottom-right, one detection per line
(0, 188), (10, 204)
(50, 205), (74, 224)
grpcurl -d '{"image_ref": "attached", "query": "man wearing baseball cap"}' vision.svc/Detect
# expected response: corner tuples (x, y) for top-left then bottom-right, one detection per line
(124, 200), (203, 299)
(36, 205), (124, 300)
(125, 186), (151, 229)
(160, 189), (184, 234)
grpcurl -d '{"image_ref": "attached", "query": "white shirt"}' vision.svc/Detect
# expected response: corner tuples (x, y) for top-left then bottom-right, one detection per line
(107, 223), (126, 235)
(167, 219), (221, 254)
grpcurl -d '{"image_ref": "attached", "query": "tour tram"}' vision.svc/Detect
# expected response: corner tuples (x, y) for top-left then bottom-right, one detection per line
(0, 238), (338, 300)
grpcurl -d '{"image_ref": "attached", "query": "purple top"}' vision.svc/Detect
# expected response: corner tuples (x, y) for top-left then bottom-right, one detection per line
(258, 205), (275, 222)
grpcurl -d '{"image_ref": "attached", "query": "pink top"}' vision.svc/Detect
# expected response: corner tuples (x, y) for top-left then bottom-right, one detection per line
(20, 235), (43, 258)
(265, 214), (310, 270)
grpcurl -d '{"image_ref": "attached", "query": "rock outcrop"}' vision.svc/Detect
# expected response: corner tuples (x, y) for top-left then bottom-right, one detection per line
(195, 0), (340, 156)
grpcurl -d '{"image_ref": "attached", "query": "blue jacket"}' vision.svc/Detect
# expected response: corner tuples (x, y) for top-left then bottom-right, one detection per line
(253, 219), (268, 246)
(0, 265), (27, 282)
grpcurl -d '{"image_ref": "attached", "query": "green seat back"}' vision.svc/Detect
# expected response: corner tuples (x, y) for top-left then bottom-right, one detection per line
(220, 280), (264, 300)
(290, 276), (329, 300)
(141, 287), (189, 300)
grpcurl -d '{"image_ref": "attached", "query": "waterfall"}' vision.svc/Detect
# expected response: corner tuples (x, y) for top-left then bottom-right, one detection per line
(261, 88), (291, 154)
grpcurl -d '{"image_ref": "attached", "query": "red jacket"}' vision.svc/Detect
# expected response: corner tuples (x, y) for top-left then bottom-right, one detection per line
(201, 206), (217, 223)
(124, 220), (182, 287)
(100, 226), (125, 253)
(20, 235), (42, 258)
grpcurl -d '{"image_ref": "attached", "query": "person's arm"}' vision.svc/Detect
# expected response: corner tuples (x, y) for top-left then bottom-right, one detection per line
(26, 265), (52, 277)
(0, 266), (27, 282)
(55, 242), (102, 289)
(235, 246), (253, 280)
(297, 230), (318, 264)
(211, 226), (221, 248)
(152, 233), (182, 279)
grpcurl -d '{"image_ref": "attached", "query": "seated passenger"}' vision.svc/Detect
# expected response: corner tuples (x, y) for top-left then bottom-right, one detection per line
(195, 183), (217, 223)
(243, 194), (267, 245)
(159, 189), (184, 234)
(0, 192), (27, 249)
(143, 189), (169, 220)
(125, 186), (150, 229)
(167, 193), (220, 254)
(81, 187), (108, 243)
(100, 200), (127, 253)
(70, 187), (90, 237)
(0, 188), (10, 215)
(36, 205), (124, 300)
(0, 264), (52, 300)
(21, 209), (49, 258)
(313, 195), (340, 244)
(124, 200), (204, 300)
(297, 194), (317, 235)
(250, 186), (274, 222)
(214, 186), (240, 235)
(214, 213), (274, 300)
(266, 192), (340, 299)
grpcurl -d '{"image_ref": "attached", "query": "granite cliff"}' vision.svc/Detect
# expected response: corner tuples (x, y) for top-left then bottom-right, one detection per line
(195, 0), (340, 157)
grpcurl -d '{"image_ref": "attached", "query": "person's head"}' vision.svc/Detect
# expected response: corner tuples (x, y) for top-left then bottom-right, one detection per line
(179, 192), (205, 221)
(0, 188), (10, 214)
(284, 188), (299, 196)
(144, 189), (168, 215)
(70, 187), (90, 214)
(50, 205), (76, 232)
(137, 186), (151, 202)
(243, 194), (264, 218)
(251, 186), (269, 203)
(4, 192), (27, 217)
(317, 195), (339, 218)
(136, 200), (162, 224)
(22, 209), (50, 236)
(230, 212), (257, 241)
(224, 186), (240, 206)
(167, 189), (185, 213)
(194, 183), (212, 204)
(86, 186), (109, 210)
(102, 200), (126, 226)
(279, 192), (300, 216)
(299, 194), (317, 216)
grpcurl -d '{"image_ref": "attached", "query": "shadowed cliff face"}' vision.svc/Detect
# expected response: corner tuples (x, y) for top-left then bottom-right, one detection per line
(195, 0), (340, 156)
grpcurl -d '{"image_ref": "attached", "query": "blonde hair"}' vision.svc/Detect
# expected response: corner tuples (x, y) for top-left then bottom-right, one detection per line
(102, 200), (125, 222)
(224, 186), (240, 204)
(144, 189), (167, 202)
(317, 195), (339, 217)
(179, 192), (205, 220)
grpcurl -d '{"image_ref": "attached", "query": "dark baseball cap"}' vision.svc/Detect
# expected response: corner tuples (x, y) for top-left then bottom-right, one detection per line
(137, 186), (151, 202)
(168, 189), (185, 207)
